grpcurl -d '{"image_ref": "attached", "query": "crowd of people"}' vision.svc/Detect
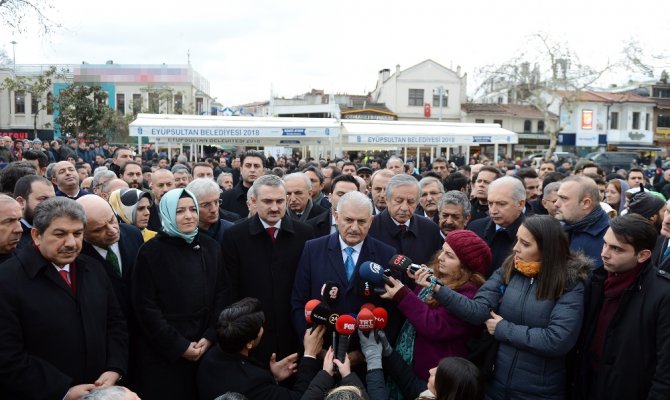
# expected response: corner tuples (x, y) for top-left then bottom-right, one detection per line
(0, 139), (669, 400)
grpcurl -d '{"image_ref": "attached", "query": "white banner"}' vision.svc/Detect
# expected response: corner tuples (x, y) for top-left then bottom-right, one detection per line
(130, 126), (338, 138)
(347, 134), (517, 145)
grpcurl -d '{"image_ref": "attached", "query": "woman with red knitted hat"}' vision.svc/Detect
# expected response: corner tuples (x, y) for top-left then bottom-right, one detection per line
(431, 215), (591, 400)
(380, 229), (490, 396)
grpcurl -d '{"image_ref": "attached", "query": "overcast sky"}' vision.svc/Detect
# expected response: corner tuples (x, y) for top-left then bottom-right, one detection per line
(2, 0), (668, 105)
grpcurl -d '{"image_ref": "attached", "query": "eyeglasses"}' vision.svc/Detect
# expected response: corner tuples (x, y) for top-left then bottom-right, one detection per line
(198, 199), (222, 210)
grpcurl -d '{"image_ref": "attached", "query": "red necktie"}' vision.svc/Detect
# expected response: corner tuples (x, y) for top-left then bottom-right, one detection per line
(58, 269), (71, 287)
(266, 227), (277, 243)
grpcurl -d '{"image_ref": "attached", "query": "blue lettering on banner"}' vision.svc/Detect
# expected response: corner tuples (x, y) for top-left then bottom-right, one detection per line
(473, 136), (491, 143)
(357, 136), (362, 143)
(137, 127), (143, 135)
(280, 140), (301, 145)
(325, 128), (330, 136)
(282, 128), (306, 136)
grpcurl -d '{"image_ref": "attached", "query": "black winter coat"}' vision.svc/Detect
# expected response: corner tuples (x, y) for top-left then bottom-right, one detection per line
(0, 247), (128, 399)
(570, 262), (670, 400)
(132, 233), (230, 400)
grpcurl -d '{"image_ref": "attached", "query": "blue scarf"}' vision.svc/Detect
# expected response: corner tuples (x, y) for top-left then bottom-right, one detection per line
(159, 189), (199, 243)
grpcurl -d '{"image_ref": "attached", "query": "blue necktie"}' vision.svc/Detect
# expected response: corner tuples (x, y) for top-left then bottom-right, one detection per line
(663, 246), (670, 261)
(344, 247), (355, 281)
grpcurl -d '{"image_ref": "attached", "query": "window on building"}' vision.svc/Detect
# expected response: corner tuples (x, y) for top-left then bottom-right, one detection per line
(610, 112), (619, 129)
(132, 94), (142, 115)
(653, 88), (670, 98)
(148, 92), (159, 113)
(31, 94), (39, 115)
(645, 113), (650, 130)
(432, 91), (449, 107)
(196, 97), (203, 114)
(497, 97), (503, 104)
(14, 91), (25, 114)
(475, 119), (485, 123)
(632, 112), (640, 129)
(538, 120), (545, 132)
(659, 114), (670, 128)
(174, 94), (183, 114)
(116, 93), (125, 115)
(47, 92), (53, 115)
(408, 89), (424, 106)
(493, 119), (503, 128)
(523, 120), (531, 132)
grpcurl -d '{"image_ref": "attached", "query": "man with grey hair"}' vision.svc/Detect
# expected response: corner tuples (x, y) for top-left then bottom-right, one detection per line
(438, 190), (472, 239)
(541, 181), (561, 218)
(91, 170), (117, 198)
(81, 386), (140, 400)
(292, 190), (398, 342)
(283, 172), (327, 222)
(415, 176), (444, 224)
(222, 174), (314, 365)
(217, 172), (234, 191)
(0, 197), (128, 399)
(368, 174), (443, 265)
(186, 178), (233, 244)
(171, 165), (192, 189)
(386, 156), (404, 175)
(554, 175), (609, 270)
(468, 176), (526, 276)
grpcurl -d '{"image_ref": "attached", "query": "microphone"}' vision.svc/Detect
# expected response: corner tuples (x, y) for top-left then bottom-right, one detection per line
(388, 254), (422, 273)
(388, 254), (445, 286)
(320, 281), (340, 306)
(360, 303), (376, 312)
(310, 302), (337, 330)
(334, 314), (357, 363)
(372, 307), (388, 331)
(304, 299), (321, 324)
(359, 261), (391, 286)
(356, 307), (375, 337)
(358, 281), (386, 298)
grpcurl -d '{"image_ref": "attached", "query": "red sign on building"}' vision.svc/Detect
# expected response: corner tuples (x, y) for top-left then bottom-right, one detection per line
(424, 103), (431, 118)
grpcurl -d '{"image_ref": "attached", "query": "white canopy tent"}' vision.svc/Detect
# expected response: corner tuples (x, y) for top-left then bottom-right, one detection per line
(341, 120), (518, 163)
(129, 114), (341, 160)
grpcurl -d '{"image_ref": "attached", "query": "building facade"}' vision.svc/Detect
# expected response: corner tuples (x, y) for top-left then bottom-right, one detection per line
(370, 60), (467, 121)
(1, 62), (213, 140)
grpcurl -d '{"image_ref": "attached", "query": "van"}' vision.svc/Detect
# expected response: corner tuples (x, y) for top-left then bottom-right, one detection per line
(590, 152), (640, 172)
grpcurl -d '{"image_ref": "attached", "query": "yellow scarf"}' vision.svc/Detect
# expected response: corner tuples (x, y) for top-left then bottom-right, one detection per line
(514, 258), (542, 277)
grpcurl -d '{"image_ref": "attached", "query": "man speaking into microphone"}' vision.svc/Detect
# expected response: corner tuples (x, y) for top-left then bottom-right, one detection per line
(292, 191), (399, 350)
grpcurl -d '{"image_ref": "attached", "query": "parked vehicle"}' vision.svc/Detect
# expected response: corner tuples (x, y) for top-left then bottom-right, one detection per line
(590, 152), (640, 172)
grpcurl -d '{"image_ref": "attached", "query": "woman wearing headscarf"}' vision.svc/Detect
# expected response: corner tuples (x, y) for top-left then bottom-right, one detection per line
(108, 188), (157, 241)
(132, 188), (230, 400)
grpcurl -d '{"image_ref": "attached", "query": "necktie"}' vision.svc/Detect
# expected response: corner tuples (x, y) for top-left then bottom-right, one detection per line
(398, 224), (407, 236)
(344, 247), (355, 281)
(58, 269), (71, 287)
(267, 227), (277, 243)
(663, 246), (670, 261)
(106, 248), (121, 277)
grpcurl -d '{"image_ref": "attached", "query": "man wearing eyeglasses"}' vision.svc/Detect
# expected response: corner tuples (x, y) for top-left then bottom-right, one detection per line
(186, 179), (233, 245)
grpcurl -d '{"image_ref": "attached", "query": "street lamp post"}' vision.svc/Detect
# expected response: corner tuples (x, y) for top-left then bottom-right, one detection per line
(10, 41), (17, 72)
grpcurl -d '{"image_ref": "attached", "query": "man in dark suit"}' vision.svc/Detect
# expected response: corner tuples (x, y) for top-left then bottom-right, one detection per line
(368, 174), (443, 266)
(0, 197), (128, 399)
(14, 175), (56, 251)
(0, 194), (23, 263)
(220, 150), (266, 218)
(284, 172), (327, 222)
(651, 199), (670, 271)
(414, 176), (443, 225)
(222, 175), (314, 366)
(77, 195), (143, 321)
(467, 176), (526, 277)
(307, 174), (359, 238)
(187, 178), (234, 244)
(292, 191), (401, 351)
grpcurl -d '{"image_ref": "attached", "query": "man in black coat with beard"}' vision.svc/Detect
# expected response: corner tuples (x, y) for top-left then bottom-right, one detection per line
(0, 197), (128, 400)
(222, 175), (314, 366)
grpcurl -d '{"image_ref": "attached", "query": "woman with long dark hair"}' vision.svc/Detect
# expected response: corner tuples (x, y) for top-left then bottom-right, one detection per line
(431, 215), (591, 400)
